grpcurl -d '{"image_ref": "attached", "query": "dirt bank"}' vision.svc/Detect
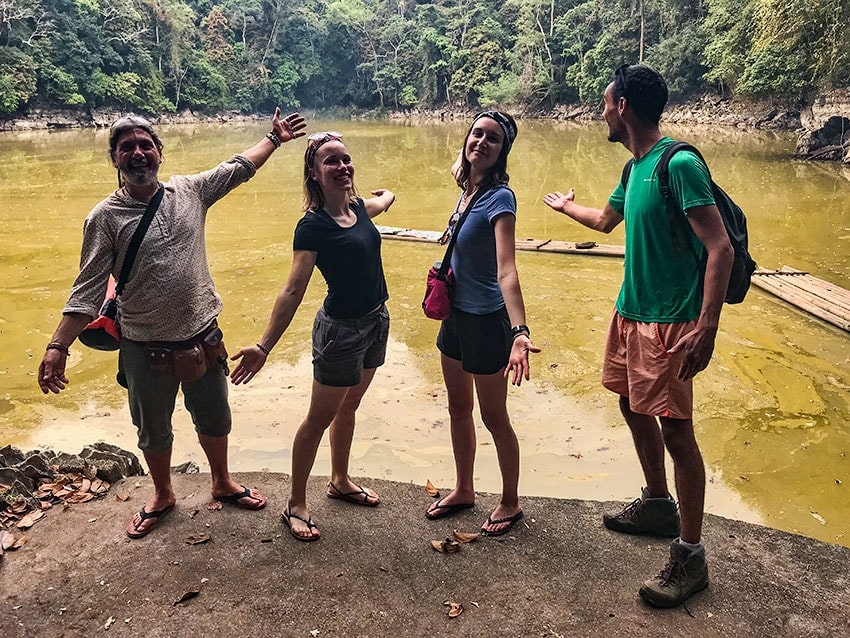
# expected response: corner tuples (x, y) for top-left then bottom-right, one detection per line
(1, 471), (848, 637)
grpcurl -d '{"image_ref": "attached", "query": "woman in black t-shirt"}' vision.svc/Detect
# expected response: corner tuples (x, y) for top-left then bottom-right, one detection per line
(231, 132), (395, 542)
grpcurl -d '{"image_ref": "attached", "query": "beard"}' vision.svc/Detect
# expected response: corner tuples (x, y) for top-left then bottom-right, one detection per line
(121, 163), (159, 188)
(606, 126), (623, 143)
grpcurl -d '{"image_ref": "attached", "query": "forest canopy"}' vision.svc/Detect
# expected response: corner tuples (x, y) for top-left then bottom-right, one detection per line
(0, 0), (848, 118)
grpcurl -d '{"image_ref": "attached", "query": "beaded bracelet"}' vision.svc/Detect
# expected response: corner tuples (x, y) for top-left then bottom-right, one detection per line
(256, 343), (271, 355)
(46, 342), (70, 356)
(265, 132), (282, 149)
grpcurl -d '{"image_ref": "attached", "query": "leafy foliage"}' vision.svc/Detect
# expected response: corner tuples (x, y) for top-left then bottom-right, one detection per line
(0, 0), (842, 118)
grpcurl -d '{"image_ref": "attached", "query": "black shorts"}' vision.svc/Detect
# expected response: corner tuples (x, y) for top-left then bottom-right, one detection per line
(436, 306), (510, 375)
(312, 304), (390, 387)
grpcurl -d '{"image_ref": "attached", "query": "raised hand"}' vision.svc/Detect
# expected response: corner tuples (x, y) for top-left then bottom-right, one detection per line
(272, 108), (307, 144)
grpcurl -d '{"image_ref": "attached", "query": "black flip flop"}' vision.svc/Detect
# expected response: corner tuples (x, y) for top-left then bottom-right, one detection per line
(326, 480), (380, 507)
(281, 505), (320, 542)
(215, 484), (267, 510)
(481, 510), (524, 536)
(126, 504), (174, 539)
(425, 496), (475, 520)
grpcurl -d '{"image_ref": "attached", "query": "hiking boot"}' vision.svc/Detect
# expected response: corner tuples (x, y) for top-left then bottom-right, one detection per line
(602, 487), (680, 537)
(639, 540), (709, 608)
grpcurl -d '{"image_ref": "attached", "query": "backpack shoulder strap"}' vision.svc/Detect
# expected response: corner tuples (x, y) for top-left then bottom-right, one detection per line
(655, 141), (707, 203)
(619, 158), (634, 192)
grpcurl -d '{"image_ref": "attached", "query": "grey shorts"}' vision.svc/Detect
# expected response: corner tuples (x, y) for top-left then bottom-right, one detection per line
(437, 306), (511, 375)
(312, 304), (390, 387)
(119, 338), (231, 452)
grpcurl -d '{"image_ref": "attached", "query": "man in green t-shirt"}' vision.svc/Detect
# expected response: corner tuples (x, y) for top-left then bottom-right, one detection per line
(543, 64), (734, 608)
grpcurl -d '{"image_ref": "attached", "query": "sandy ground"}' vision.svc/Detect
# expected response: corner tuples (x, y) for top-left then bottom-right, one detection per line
(17, 339), (761, 526)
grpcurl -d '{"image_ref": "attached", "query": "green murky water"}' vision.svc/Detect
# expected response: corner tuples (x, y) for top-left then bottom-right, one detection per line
(1, 119), (848, 546)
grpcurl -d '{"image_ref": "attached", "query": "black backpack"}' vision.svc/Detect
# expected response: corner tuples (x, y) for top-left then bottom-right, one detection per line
(620, 141), (757, 304)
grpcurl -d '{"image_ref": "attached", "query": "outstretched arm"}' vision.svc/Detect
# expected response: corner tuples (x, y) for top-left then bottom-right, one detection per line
(543, 188), (623, 233)
(230, 250), (317, 385)
(363, 189), (395, 218)
(241, 109), (307, 169)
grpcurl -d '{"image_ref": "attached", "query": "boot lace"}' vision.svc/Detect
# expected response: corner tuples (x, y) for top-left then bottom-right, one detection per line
(655, 558), (685, 587)
(619, 497), (644, 519)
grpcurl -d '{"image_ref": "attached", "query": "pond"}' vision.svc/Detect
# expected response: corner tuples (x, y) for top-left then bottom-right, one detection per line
(1, 118), (848, 547)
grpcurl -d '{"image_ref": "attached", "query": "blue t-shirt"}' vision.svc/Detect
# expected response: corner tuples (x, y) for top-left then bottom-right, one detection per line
(449, 185), (516, 314)
(293, 198), (388, 319)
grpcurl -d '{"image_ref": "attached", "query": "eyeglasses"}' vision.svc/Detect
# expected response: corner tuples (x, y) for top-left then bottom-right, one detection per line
(615, 64), (631, 100)
(305, 131), (343, 167)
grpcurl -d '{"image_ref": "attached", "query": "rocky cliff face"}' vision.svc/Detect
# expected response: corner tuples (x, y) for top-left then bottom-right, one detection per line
(796, 89), (850, 163)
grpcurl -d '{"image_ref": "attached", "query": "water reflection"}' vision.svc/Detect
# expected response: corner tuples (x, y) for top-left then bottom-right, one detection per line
(1, 120), (848, 547)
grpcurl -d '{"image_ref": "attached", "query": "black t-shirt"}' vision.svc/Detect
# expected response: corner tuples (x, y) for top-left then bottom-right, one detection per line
(293, 198), (388, 319)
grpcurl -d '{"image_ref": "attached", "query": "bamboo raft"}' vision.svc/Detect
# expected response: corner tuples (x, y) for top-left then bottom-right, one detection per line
(377, 226), (625, 257)
(751, 266), (850, 332)
(379, 226), (850, 333)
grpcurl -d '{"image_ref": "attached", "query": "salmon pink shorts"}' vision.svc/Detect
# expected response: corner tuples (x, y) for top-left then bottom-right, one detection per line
(601, 310), (696, 420)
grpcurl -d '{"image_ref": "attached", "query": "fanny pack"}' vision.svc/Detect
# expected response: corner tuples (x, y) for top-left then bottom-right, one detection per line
(143, 322), (228, 382)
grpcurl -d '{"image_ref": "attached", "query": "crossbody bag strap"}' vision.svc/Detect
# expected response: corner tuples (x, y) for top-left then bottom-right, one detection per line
(115, 185), (164, 297)
(438, 186), (489, 277)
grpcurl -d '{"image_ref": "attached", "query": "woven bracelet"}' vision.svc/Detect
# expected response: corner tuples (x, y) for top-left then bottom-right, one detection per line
(46, 342), (70, 356)
(265, 132), (282, 149)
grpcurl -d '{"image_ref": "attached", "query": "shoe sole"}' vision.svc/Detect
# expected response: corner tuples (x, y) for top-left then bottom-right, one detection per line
(638, 578), (709, 608)
(602, 517), (680, 538)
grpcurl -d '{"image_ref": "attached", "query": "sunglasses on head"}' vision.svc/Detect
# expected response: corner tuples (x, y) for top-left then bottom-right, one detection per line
(306, 131), (343, 167)
(110, 115), (154, 131)
(308, 131), (343, 143)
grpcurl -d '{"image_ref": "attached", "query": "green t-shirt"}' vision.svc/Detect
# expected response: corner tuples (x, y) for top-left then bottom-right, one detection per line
(608, 137), (715, 322)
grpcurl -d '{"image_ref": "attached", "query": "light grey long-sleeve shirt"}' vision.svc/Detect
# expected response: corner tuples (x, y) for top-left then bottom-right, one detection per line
(64, 155), (256, 342)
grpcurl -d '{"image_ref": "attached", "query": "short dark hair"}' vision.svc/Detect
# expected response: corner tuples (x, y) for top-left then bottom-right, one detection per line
(612, 64), (668, 126)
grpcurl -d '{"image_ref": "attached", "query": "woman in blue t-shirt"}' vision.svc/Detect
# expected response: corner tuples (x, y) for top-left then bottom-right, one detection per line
(230, 132), (395, 542)
(425, 112), (540, 536)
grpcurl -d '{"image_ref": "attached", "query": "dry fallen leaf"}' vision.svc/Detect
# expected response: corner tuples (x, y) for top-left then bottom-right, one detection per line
(0, 530), (14, 551)
(206, 501), (223, 511)
(452, 530), (480, 544)
(185, 533), (211, 545)
(443, 600), (463, 618)
(173, 590), (200, 606)
(431, 538), (460, 554)
(16, 509), (45, 529)
(425, 479), (440, 498)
